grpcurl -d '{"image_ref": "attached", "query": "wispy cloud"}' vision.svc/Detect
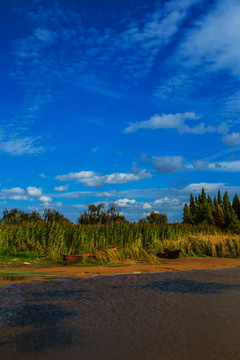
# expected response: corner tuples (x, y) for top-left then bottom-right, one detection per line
(183, 182), (226, 194)
(152, 155), (240, 174)
(0, 136), (46, 156)
(179, 0), (240, 77)
(124, 112), (215, 134)
(38, 173), (47, 178)
(222, 132), (240, 147)
(54, 185), (69, 192)
(55, 168), (152, 187)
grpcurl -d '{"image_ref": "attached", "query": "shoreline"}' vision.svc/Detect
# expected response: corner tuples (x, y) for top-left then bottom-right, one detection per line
(1, 257), (240, 286)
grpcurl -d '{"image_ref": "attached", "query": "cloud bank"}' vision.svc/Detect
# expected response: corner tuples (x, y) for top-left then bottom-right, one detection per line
(55, 169), (152, 187)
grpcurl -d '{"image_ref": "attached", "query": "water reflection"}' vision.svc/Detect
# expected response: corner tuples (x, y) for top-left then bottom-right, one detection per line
(3, 304), (77, 327)
(0, 271), (59, 285)
(31, 288), (90, 299)
(0, 273), (26, 281)
(1, 269), (240, 360)
(15, 327), (78, 353)
(136, 278), (240, 294)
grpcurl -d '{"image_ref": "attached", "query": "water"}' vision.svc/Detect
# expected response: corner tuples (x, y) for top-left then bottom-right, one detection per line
(0, 270), (60, 285)
(1, 268), (240, 360)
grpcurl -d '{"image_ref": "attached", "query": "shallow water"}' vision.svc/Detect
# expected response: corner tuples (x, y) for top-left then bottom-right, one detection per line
(0, 270), (60, 286)
(1, 268), (240, 360)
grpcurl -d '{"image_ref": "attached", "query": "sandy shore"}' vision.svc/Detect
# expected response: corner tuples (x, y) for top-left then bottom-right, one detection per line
(1, 257), (240, 286)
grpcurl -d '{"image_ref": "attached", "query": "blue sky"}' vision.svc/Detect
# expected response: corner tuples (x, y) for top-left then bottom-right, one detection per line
(0, 0), (240, 222)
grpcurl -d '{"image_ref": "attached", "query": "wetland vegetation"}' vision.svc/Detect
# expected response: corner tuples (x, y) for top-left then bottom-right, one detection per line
(0, 188), (240, 266)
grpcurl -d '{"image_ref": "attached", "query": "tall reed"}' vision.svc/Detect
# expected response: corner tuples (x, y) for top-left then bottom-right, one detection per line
(0, 221), (239, 260)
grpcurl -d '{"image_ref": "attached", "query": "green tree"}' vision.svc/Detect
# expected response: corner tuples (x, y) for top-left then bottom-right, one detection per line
(183, 203), (194, 224)
(202, 202), (214, 224)
(199, 187), (207, 205)
(207, 195), (213, 207)
(232, 194), (240, 220)
(145, 212), (168, 225)
(229, 208), (240, 233)
(212, 203), (225, 228)
(217, 190), (223, 207)
(189, 193), (196, 223)
(78, 203), (125, 225)
(222, 191), (232, 227)
(43, 209), (71, 223)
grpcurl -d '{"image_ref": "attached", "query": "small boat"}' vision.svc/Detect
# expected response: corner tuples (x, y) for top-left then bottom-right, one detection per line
(160, 248), (181, 259)
(63, 246), (120, 261)
(63, 255), (81, 261)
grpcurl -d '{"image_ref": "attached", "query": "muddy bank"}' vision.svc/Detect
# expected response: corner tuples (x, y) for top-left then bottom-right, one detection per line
(1, 257), (240, 286)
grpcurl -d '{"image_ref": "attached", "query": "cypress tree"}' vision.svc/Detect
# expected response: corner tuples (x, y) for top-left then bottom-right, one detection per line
(232, 194), (240, 220)
(183, 203), (194, 224)
(213, 196), (218, 207)
(217, 190), (222, 207)
(189, 193), (196, 223)
(212, 203), (225, 228)
(199, 187), (207, 205)
(202, 202), (214, 224)
(207, 195), (214, 207)
(222, 191), (232, 227)
(194, 201), (203, 224)
(229, 208), (240, 233)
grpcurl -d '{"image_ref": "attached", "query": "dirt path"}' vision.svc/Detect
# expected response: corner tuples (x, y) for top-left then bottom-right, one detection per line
(1, 257), (240, 286)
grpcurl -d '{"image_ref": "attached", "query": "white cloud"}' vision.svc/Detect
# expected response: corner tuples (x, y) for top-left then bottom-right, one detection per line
(222, 132), (240, 147)
(142, 203), (152, 210)
(184, 182), (226, 194)
(186, 159), (240, 172)
(225, 91), (240, 113)
(154, 197), (181, 207)
(9, 195), (30, 201)
(54, 185), (69, 192)
(152, 156), (184, 174)
(124, 112), (215, 134)
(27, 186), (42, 196)
(0, 136), (45, 156)
(0, 187), (29, 201)
(0, 187), (25, 196)
(39, 195), (52, 203)
(38, 173), (47, 178)
(55, 169), (152, 187)
(191, 160), (208, 170)
(115, 199), (137, 207)
(208, 160), (240, 172)
(179, 0), (240, 77)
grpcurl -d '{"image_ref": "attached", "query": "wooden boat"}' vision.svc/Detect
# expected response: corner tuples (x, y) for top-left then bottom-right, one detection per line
(63, 246), (120, 261)
(63, 255), (81, 261)
(160, 248), (181, 259)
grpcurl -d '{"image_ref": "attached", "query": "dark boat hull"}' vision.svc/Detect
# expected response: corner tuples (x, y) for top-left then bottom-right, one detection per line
(159, 248), (181, 259)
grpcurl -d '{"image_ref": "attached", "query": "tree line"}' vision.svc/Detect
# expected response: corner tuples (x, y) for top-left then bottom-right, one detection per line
(183, 188), (240, 231)
(0, 188), (239, 232)
(0, 203), (125, 226)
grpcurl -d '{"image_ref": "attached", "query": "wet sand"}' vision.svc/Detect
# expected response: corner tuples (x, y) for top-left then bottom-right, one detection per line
(1, 267), (240, 360)
(1, 257), (240, 286)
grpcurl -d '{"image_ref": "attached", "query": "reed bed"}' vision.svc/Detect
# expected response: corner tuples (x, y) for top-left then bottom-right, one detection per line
(0, 222), (239, 262)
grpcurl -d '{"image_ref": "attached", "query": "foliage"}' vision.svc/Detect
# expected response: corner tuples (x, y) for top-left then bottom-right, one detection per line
(183, 188), (240, 231)
(1, 208), (71, 225)
(139, 212), (168, 224)
(0, 193), (240, 263)
(78, 203), (125, 225)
